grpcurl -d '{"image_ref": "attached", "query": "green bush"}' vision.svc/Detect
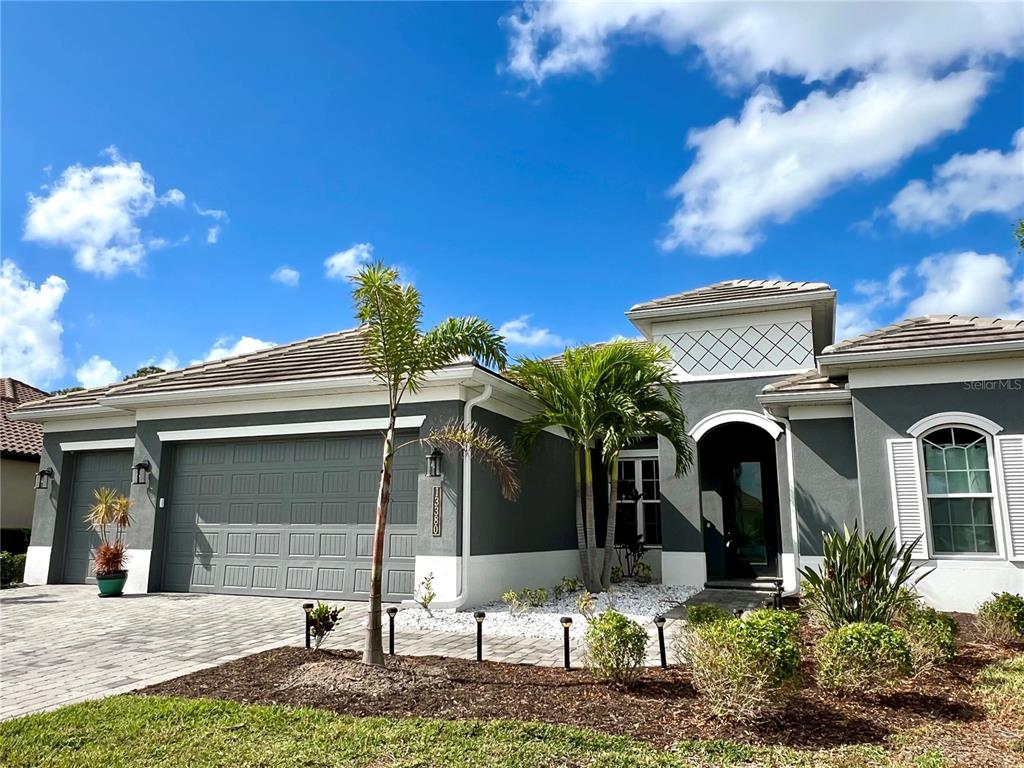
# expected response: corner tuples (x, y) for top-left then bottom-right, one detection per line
(634, 561), (653, 584)
(799, 526), (925, 629)
(553, 576), (582, 598)
(501, 590), (526, 615)
(816, 622), (912, 693)
(521, 587), (548, 607)
(307, 602), (344, 651)
(685, 610), (802, 719)
(899, 604), (958, 670)
(610, 565), (623, 584)
(977, 592), (1024, 645)
(686, 603), (730, 627)
(0, 552), (26, 586)
(584, 610), (648, 686)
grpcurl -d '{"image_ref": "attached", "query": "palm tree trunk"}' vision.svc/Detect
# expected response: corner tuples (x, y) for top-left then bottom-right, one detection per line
(583, 447), (600, 592)
(601, 456), (619, 589)
(363, 416), (395, 665)
(573, 446), (592, 590)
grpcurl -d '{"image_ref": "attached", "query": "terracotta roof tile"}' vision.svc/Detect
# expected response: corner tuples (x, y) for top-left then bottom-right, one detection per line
(1, 378), (48, 457)
(760, 369), (847, 395)
(822, 314), (1024, 357)
(629, 279), (833, 314)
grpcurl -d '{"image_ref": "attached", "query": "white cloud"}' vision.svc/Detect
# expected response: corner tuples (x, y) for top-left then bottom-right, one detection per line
(271, 266), (300, 287)
(206, 226), (220, 244)
(0, 259), (68, 386)
(499, 315), (568, 348)
(325, 243), (374, 280)
(161, 188), (185, 207)
(75, 355), (121, 388)
(835, 267), (908, 341)
(505, 2), (1024, 85)
(906, 251), (1024, 318)
(663, 70), (988, 255)
(194, 204), (228, 245)
(889, 128), (1024, 229)
(194, 335), (275, 364)
(23, 146), (185, 277)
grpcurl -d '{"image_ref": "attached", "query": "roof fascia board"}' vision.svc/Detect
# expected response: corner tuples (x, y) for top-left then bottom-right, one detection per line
(757, 389), (852, 406)
(626, 289), (836, 323)
(8, 404), (124, 423)
(819, 340), (1024, 373)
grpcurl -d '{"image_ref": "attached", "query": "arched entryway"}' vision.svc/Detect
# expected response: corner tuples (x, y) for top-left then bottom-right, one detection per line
(697, 421), (782, 582)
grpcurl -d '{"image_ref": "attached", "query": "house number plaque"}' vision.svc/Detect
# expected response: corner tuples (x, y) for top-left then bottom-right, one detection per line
(431, 485), (442, 537)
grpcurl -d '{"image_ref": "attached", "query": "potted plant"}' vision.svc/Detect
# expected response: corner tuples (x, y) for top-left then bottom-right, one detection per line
(86, 487), (132, 597)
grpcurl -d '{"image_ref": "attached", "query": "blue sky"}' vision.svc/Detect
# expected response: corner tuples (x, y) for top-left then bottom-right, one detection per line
(2, 2), (1022, 390)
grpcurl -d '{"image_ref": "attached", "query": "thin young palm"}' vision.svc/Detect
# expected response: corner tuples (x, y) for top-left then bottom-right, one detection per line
(351, 263), (518, 665)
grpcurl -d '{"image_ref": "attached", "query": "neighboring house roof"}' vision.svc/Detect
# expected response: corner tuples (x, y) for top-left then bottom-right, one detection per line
(821, 314), (1024, 358)
(1, 378), (48, 458)
(627, 279), (834, 316)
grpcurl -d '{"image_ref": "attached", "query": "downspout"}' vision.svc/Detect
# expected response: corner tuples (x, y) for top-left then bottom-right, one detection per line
(434, 382), (493, 611)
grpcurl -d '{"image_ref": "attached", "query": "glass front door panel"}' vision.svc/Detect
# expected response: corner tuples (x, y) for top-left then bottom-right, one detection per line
(732, 461), (767, 566)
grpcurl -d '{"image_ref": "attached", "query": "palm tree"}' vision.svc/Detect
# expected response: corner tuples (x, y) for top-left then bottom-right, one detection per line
(510, 341), (692, 592)
(351, 263), (519, 665)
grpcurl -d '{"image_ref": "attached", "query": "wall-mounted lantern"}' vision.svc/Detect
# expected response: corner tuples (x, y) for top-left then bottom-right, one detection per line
(426, 447), (443, 478)
(131, 460), (151, 485)
(34, 467), (54, 490)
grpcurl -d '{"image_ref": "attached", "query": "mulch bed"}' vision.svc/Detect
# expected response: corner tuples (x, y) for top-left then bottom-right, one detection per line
(139, 613), (1022, 763)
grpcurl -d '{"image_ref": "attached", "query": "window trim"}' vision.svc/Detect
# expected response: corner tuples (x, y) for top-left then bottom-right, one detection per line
(615, 453), (662, 548)
(916, 423), (1005, 560)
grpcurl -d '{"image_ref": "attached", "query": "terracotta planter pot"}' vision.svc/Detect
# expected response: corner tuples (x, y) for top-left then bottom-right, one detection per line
(96, 570), (128, 597)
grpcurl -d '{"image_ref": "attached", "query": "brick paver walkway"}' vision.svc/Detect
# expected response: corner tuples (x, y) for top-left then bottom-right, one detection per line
(0, 585), (680, 720)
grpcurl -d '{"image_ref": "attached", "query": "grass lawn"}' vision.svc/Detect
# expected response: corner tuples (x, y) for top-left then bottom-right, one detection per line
(0, 692), (1014, 768)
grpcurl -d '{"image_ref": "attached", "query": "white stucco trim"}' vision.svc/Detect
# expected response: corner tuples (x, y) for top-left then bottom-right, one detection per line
(913, 559), (1024, 613)
(157, 416), (427, 442)
(410, 555), (461, 604)
(124, 549), (152, 594)
(689, 409), (784, 442)
(661, 551), (706, 588)
(673, 367), (812, 384)
(846, 358), (1024, 389)
(23, 545), (52, 585)
(42, 414), (137, 432)
(58, 438), (136, 452)
(789, 403), (854, 420)
(780, 553), (798, 593)
(463, 550), (582, 607)
(907, 411), (1003, 437)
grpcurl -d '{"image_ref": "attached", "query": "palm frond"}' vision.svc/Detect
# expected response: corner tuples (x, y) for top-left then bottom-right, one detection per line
(427, 420), (520, 500)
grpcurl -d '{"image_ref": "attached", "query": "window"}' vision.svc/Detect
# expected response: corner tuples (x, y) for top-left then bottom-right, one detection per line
(922, 427), (997, 554)
(615, 456), (661, 546)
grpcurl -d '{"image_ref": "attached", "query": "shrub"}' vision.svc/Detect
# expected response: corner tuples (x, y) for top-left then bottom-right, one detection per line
(610, 565), (623, 584)
(522, 587), (548, 607)
(92, 541), (127, 575)
(307, 602), (344, 651)
(415, 573), (436, 615)
(634, 561), (653, 584)
(799, 526), (925, 630)
(977, 592), (1024, 645)
(0, 552), (26, 586)
(501, 590), (526, 615)
(685, 610), (802, 719)
(554, 576), (582, 598)
(816, 622), (912, 693)
(976, 654), (1024, 721)
(686, 603), (730, 627)
(584, 610), (648, 686)
(899, 604), (958, 671)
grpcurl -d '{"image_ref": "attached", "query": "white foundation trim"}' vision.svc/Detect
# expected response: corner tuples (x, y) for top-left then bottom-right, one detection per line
(781, 553), (798, 593)
(690, 409), (783, 442)
(913, 559), (1024, 613)
(464, 550), (582, 607)
(661, 551), (706, 588)
(411, 555), (461, 604)
(59, 438), (136, 452)
(23, 545), (52, 585)
(157, 416), (426, 442)
(907, 411), (1003, 437)
(124, 549), (152, 594)
(789, 403), (854, 420)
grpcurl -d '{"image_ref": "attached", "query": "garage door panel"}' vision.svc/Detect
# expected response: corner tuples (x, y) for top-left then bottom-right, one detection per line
(163, 432), (419, 600)
(61, 450), (133, 584)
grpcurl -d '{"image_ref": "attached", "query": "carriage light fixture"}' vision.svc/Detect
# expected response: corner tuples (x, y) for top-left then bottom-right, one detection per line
(132, 460), (151, 485)
(426, 447), (443, 477)
(34, 467), (54, 490)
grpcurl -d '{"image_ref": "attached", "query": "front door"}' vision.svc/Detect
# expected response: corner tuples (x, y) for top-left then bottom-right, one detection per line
(699, 423), (781, 581)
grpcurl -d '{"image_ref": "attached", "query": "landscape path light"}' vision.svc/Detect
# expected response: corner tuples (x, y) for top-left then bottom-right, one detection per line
(474, 611), (485, 662)
(653, 615), (667, 669)
(302, 602), (314, 649)
(386, 606), (398, 656)
(560, 616), (573, 670)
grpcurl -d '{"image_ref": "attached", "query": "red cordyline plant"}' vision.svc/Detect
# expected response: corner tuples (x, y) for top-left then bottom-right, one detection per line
(86, 487), (132, 576)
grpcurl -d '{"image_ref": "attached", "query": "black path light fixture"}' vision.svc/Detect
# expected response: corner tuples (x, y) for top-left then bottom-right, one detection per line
(560, 616), (573, 670)
(131, 460), (151, 485)
(34, 467), (54, 490)
(386, 606), (398, 656)
(653, 615), (667, 669)
(302, 602), (314, 649)
(426, 447), (443, 478)
(474, 610), (485, 662)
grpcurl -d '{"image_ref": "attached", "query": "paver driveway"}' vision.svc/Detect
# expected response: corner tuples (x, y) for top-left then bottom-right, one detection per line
(0, 585), (365, 720)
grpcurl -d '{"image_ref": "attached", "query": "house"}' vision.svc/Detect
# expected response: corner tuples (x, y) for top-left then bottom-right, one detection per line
(1, 378), (48, 553)
(11, 280), (1024, 611)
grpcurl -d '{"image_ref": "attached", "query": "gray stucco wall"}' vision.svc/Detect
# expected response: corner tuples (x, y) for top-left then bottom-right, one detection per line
(662, 375), (793, 557)
(469, 408), (576, 556)
(29, 426), (138, 582)
(790, 418), (860, 556)
(853, 379), (1024, 535)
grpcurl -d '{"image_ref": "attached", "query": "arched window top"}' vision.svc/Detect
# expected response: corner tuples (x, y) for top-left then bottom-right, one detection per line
(907, 411), (1003, 438)
(689, 409), (783, 442)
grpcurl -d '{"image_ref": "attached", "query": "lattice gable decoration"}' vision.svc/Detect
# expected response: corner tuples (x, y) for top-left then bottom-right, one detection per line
(657, 320), (814, 376)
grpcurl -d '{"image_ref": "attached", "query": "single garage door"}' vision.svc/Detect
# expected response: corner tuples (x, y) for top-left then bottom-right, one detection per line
(161, 433), (420, 600)
(62, 450), (134, 583)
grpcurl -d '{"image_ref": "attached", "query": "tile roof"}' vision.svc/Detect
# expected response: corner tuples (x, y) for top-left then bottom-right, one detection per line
(822, 315), (1024, 357)
(760, 369), (848, 395)
(629, 279), (833, 314)
(1, 378), (49, 457)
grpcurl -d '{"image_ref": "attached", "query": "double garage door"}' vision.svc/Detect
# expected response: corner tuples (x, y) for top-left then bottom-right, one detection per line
(160, 432), (420, 601)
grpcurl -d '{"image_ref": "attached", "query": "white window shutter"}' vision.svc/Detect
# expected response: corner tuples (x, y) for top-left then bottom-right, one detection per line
(886, 438), (929, 559)
(995, 435), (1024, 561)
